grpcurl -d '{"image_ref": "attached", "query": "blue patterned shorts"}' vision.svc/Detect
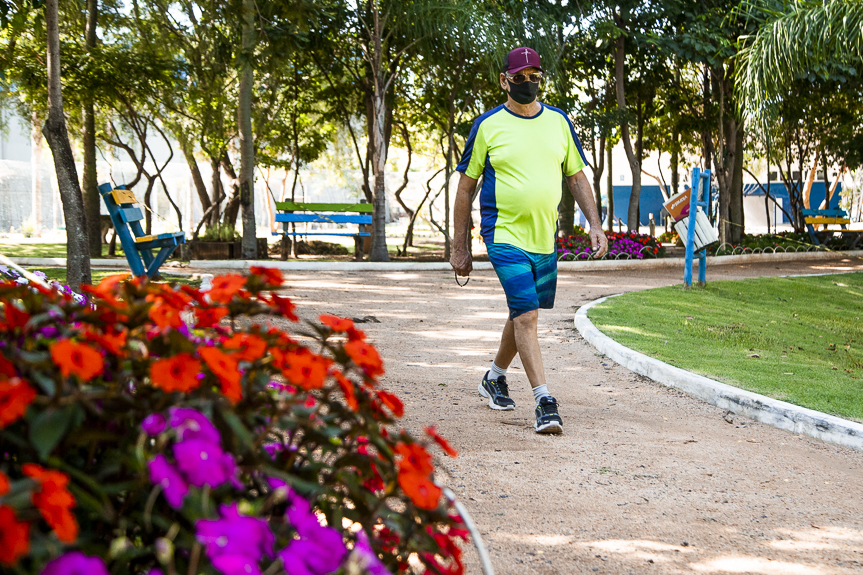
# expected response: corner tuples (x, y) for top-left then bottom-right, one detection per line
(486, 243), (557, 320)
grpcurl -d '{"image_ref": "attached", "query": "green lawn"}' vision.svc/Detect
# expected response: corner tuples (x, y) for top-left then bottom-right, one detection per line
(588, 273), (863, 422)
(30, 268), (196, 287)
(0, 244), (125, 258)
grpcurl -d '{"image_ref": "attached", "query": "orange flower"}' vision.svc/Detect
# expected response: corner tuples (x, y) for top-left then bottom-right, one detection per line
(269, 294), (299, 321)
(344, 340), (384, 377)
(80, 272), (130, 306)
(397, 469), (441, 511)
(425, 426), (458, 458)
(0, 378), (36, 428)
(0, 506), (30, 566)
(208, 274), (247, 304)
(199, 347), (242, 403)
(278, 348), (330, 390)
(376, 390), (404, 417)
(84, 327), (127, 356)
(320, 314), (355, 332)
(150, 354), (202, 393)
(50, 340), (104, 381)
(149, 300), (184, 329)
(250, 266), (283, 286)
(0, 470), (8, 496)
(334, 372), (359, 411)
(195, 306), (229, 328)
(395, 442), (434, 476)
(22, 464), (78, 543)
(223, 334), (267, 362)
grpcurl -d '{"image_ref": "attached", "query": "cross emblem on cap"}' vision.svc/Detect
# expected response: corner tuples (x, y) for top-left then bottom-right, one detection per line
(522, 48), (530, 62)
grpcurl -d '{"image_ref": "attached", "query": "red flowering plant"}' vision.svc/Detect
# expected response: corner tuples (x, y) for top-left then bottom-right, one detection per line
(557, 225), (667, 260)
(0, 268), (466, 575)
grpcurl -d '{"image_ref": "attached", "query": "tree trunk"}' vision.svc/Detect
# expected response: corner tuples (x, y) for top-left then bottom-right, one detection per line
(592, 134), (606, 224)
(730, 122), (745, 243)
(180, 136), (211, 217)
(30, 112), (43, 237)
(368, 6), (389, 262)
(606, 137), (614, 232)
(210, 156), (222, 226)
(81, 0), (101, 257)
(613, 11), (641, 233)
(671, 132), (679, 198)
(44, 0), (90, 288)
(221, 153), (241, 227)
(238, 0), (256, 259)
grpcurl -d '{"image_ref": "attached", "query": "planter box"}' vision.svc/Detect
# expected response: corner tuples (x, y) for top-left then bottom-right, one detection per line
(190, 239), (270, 260)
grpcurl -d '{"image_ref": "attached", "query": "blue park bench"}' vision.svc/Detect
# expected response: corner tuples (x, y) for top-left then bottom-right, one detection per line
(98, 183), (186, 278)
(274, 201), (372, 260)
(802, 208), (862, 247)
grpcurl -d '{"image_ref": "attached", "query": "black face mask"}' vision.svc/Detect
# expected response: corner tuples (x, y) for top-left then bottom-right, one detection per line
(506, 79), (539, 105)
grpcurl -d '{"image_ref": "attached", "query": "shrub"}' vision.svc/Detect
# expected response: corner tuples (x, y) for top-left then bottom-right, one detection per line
(557, 226), (666, 260)
(0, 269), (466, 574)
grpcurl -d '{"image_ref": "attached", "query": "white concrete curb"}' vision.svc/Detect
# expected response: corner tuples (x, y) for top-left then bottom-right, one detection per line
(187, 248), (863, 272)
(575, 295), (863, 451)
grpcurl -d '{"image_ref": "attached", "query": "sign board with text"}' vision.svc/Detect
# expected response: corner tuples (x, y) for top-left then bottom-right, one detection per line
(663, 188), (692, 222)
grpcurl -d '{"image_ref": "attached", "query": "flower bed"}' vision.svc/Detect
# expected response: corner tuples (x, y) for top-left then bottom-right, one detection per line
(0, 269), (466, 574)
(557, 226), (666, 260)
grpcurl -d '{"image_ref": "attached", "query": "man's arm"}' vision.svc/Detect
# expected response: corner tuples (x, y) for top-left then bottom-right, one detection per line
(565, 170), (608, 257)
(450, 172), (479, 276)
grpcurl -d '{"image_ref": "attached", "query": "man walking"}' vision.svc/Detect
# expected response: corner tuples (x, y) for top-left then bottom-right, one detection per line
(450, 47), (608, 434)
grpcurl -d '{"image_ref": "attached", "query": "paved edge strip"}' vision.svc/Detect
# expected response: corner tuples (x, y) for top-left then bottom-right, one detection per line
(575, 295), (863, 451)
(8, 249), (861, 272)
(186, 248), (862, 272)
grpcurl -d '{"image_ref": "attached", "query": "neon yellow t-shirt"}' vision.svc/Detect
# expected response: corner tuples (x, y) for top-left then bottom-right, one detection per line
(456, 103), (588, 254)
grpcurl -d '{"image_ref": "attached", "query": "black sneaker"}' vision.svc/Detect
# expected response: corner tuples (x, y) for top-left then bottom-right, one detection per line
(478, 372), (515, 411)
(534, 396), (563, 434)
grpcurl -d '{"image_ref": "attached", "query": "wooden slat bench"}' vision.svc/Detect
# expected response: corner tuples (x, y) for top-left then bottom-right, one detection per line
(99, 182), (186, 278)
(802, 208), (852, 246)
(274, 202), (372, 261)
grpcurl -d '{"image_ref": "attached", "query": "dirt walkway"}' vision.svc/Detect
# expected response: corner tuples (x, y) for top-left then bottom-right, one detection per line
(276, 257), (863, 575)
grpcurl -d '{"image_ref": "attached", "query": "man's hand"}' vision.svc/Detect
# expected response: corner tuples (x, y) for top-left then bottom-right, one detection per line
(450, 249), (473, 276)
(590, 226), (609, 258)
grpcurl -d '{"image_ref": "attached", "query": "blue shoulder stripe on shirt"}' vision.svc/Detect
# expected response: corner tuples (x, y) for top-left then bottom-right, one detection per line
(455, 104), (506, 174)
(543, 104), (590, 168)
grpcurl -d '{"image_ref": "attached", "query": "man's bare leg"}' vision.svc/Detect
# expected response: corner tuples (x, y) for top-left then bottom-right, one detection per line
(511, 310), (547, 389)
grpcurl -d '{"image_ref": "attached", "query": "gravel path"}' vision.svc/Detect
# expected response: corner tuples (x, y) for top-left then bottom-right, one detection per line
(274, 257), (863, 575)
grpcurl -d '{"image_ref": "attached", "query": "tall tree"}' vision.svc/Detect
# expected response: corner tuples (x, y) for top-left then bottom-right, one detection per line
(43, 0), (90, 287)
(81, 0), (100, 257)
(237, 0), (257, 258)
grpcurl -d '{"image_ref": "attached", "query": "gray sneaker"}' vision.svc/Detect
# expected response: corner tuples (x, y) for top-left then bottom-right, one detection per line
(478, 372), (515, 411)
(534, 396), (563, 434)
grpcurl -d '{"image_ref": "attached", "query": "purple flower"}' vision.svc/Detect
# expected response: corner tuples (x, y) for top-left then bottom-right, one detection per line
(173, 439), (239, 488)
(196, 503), (274, 568)
(168, 407), (221, 444)
(40, 552), (110, 575)
(350, 530), (392, 575)
(278, 491), (347, 575)
(148, 454), (189, 509)
(142, 413), (167, 435)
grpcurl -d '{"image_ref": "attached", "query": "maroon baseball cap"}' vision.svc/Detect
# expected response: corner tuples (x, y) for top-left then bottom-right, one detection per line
(501, 47), (543, 74)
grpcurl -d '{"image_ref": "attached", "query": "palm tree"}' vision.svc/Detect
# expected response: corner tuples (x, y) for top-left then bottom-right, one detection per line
(737, 0), (863, 114)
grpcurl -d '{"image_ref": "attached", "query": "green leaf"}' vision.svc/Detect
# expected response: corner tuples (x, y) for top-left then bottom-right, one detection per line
(29, 371), (56, 395)
(29, 405), (81, 460)
(217, 406), (255, 450)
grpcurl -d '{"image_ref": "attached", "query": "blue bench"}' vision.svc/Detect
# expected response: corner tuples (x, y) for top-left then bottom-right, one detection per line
(98, 183), (186, 278)
(802, 208), (851, 246)
(274, 201), (372, 260)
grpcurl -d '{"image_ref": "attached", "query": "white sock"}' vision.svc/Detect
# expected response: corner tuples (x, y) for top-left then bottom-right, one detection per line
(488, 362), (507, 381)
(533, 384), (551, 404)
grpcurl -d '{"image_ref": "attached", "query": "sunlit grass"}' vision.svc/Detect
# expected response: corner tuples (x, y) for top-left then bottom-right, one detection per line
(0, 244), (126, 258)
(588, 273), (863, 422)
(30, 268), (196, 287)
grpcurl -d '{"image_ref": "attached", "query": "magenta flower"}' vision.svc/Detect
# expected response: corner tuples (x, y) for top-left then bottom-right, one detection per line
(278, 491), (347, 575)
(142, 413), (167, 435)
(173, 439), (239, 488)
(148, 454), (189, 509)
(196, 503), (274, 573)
(41, 552), (110, 575)
(168, 407), (221, 444)
(351, 530), (392, 575)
